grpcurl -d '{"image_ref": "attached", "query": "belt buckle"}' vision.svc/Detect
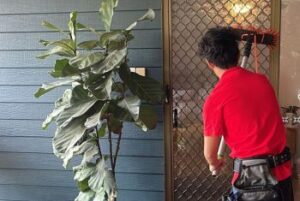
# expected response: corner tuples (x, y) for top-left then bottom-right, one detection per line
(271, 155), (278, 167)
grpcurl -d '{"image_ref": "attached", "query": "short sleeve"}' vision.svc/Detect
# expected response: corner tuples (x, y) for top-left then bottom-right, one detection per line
(202, 96), (224, 136)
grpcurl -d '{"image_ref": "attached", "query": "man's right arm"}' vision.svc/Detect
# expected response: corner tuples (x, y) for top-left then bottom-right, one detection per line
(204, 135), (224, 173)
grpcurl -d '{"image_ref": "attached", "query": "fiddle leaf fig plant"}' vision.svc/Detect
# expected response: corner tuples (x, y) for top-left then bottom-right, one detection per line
(34, 1), (163, 200)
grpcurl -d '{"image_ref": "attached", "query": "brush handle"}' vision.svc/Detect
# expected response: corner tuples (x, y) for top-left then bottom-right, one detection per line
(217, 137), (226, 158)
(241, 56), (249, 68)
(214, 42), (251, 172)
(243, 36), (253, 58)
(212, 142), (225, 177)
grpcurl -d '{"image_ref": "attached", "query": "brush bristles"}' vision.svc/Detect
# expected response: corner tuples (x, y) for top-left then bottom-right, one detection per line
(230, 25), (279, 48)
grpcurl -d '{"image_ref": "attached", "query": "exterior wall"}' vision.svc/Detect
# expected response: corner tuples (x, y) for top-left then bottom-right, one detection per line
(280, 0), (300, 158)
(0, 0), (164, 201)
(279, 0), (300, 107)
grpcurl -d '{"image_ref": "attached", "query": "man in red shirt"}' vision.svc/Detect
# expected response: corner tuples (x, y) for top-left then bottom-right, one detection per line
(198, 27), (293, 201)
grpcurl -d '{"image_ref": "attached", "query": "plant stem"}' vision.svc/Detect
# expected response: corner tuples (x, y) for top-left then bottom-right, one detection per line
(108, 126), (114, 175)
(95, 126), (103, 159)
(113, 131), (122, 170)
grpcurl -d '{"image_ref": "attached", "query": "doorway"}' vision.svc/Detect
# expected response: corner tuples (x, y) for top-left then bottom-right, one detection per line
(163, 0), (281, 200)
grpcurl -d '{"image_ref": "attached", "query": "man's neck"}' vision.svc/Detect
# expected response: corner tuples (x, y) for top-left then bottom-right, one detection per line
(213, 67), (226, 79)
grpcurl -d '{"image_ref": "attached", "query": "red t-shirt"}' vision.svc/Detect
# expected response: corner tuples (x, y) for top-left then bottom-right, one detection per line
(202, 66), (292, 182)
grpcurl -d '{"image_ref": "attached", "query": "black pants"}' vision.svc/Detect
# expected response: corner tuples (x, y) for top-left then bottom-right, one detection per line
(277, 177), (294, 201)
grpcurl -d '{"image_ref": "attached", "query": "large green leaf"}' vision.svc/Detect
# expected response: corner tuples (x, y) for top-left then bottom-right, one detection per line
(42, 89), (72, 129)
(70, 85), (92, 104)
(88, 159), (116, 197)
(99, 30), (131, 51)
(130, 72), (164, 103)
(135, 105), (158, 131)
(64, 138), (99, 168)
(76, 22), (102, 37)
(126, 9), (155, 31)
(83, 72), (113, 100)
(99, 0), (119, 32)
(112, 82), (125, 94)
(91, 48), (127, 74)
(53, 117), (87, 164)
(69, 52), (105, 70)
(117, 96), (141, 121)
(77, 178), (90, 192)
(37, 45), (76, 59)
(56, 86), (98, 128)
(138, 9), (155, 21)
(97, 122), (107, 137)
(119, 63), (164, 103)
(107, 115), (123, 134)
(85, 102), (109, 129)
(53, 87), (99, 166)
(34, 77), (79, 98)
(74, 163), (96, 182)
(78, 40), (100, 50)
(41, 21), (66, 35)
(108, 101), (134, 122)
(79, 142), (99, 166)
(88, 159), (106, 192)
(39, 39), (75, 51)
(75, 190), (95, 201)
(103, 170), (117, 199)
(93, 190), (107, 201)
(50, 59), (80, 78)
(68, 11), (77, 42)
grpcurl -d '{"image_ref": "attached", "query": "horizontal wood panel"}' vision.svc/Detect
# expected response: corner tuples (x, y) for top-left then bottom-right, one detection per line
(0, 199), (28, 201)
(0, 11), (161, 33)
(0, 137), (164, 157)
(0, 30), (161, 50)
(0, 0), (161, 14)
(0, 185), (163, 201)
(0, 86), (67, 102)
(0, 120), (163, 139)
(0, 169), (163, 191)
(0, 49), (162, 68)
(0, 68), (162, 86)
(0, 103), (163, 120)
(0, 152), (163, 173)
(0, 0), (164, 199)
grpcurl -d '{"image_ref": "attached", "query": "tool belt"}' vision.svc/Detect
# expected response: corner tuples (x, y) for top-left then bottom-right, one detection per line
(222, 147), (291, 201)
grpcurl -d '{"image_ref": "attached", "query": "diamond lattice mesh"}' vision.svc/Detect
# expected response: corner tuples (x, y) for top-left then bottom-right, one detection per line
(171, 0), (272, 200)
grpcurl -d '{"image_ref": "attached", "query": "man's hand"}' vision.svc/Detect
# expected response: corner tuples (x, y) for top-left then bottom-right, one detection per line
(209, 158), (225, 176)
(204, 135), (224, 176)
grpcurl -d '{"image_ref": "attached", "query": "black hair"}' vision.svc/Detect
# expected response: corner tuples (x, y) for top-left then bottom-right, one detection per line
(198, 26), (240, 69)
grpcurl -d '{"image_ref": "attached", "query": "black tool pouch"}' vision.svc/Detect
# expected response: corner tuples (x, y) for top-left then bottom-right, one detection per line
(232, 158), (282, 201)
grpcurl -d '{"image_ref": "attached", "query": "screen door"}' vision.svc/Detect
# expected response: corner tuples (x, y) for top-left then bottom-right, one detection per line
(163, 0), (280, 200)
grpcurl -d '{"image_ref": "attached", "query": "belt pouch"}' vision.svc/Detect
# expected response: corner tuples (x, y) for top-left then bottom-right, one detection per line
(233, 159), (281, 201)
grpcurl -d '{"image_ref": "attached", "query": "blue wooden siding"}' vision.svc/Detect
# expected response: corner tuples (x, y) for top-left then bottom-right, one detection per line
(0, 0), (164, 201)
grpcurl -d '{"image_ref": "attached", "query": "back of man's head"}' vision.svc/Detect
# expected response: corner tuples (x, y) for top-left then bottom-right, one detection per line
(198, 26), (240, 69)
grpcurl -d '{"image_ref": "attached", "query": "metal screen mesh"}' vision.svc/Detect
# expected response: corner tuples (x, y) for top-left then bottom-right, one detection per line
(170, 0), (272, 200)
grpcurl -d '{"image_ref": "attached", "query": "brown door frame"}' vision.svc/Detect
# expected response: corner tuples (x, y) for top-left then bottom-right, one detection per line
(162, 1), (281, 200)
(163, 0), (174, 200)
(270, 0), (281, 97)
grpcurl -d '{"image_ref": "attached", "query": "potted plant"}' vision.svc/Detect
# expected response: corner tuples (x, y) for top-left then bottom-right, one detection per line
(34, 0), (164, 200)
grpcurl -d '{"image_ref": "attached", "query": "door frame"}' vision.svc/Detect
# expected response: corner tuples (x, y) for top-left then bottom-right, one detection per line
(162, 0), (281, 200)
(163, 0), (174, 200)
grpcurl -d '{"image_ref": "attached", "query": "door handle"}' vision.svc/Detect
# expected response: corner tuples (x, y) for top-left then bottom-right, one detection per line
(173, 108), (178, 128)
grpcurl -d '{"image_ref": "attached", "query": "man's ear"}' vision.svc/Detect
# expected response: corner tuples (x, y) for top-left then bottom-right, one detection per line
(206, 60), (215, 69)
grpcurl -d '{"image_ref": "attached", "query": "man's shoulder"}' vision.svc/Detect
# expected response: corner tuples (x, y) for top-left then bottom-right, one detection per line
(203, 89), (221, 110)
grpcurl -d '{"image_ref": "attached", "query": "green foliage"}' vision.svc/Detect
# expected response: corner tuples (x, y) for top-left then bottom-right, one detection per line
(35, 1), (163, 201)
(99, 0), (119, 32)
